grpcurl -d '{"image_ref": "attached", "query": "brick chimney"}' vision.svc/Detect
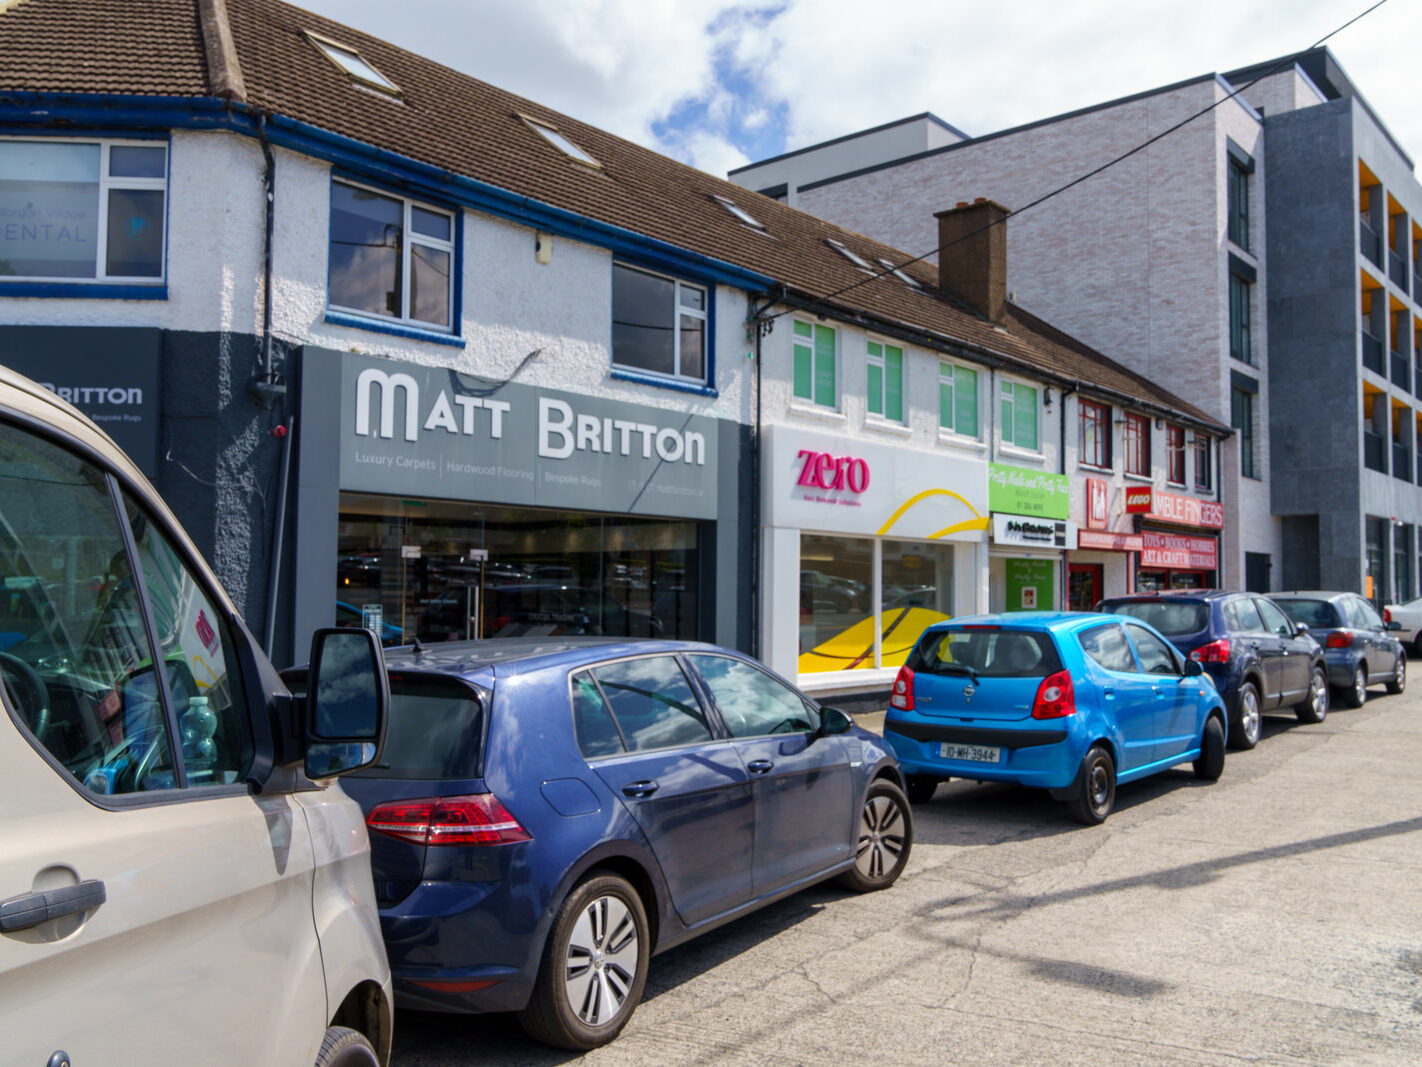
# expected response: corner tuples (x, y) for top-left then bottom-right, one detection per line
(934, 198), (1009, 322)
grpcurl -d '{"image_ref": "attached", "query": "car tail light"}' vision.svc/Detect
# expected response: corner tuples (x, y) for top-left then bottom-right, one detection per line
(1189, 638), (1231, 664)
(889, 666), (914, 711)
(1384, 607), (1393, 624)
(367, 795), (532, 847)
(1032, 670), (1076, 719)
(1326, 631), (1354, 649)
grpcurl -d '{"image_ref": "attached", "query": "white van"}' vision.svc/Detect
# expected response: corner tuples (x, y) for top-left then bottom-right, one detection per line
(0, 366), (394, 1066)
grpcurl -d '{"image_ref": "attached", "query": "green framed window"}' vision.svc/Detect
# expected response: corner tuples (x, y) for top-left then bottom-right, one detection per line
(938, 362), (978, 436)
(1001, 380), (1039, 451)
(793, 319), (837, 408)
(866, 340), (903, 421)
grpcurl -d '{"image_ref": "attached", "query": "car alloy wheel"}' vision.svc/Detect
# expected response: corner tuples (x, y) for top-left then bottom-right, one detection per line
(837, 779), (913, 892)
(1296, 666), (1328, 725)
(1232, 683), (1261, 750)
(1352, 667), (1368, 707)
(1387, 654), (1406, 695)
(564, 895), (639, 1027)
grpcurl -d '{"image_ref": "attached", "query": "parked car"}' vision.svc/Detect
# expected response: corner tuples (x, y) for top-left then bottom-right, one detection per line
(1272, 591), (1406, 707)
(0, 365), (394, 1065)
(1097, 591), (1329, 750)
(1381, 595), (1422, 656)
(285, 637), (912, 1050)
(882, 613), (1228, 825)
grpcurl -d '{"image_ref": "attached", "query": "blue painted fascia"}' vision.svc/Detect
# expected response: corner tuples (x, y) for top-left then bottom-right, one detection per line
(0, 92), (777, 294)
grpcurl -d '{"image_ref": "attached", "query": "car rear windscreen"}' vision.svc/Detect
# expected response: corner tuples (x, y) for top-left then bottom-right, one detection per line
(1275, 599), (1339, 629)
(908, 628), (1062, 678)
(1104, 600), (1208, 635)
(348, 675), (483, 779)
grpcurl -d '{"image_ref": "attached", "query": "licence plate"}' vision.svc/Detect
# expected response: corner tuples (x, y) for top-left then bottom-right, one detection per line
(940, 742), (1001, 763)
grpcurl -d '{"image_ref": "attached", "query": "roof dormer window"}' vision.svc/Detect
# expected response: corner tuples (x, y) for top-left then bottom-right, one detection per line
(307, 32), (400, 96)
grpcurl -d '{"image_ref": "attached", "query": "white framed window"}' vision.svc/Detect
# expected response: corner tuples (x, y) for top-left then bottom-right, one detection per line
(793, 319), (837, 408)
(521, 115), (601, 168)
(866, 339), (903, 422)
(1001, 379), (1039, 451)
(939, 362), (979, 437)
(612, 262), (708, 382)
(328, 178), (456, 331)
(0, 137), (167, 284)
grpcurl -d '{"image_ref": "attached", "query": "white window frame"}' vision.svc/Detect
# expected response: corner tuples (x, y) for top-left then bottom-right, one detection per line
(328, 178), (456, 332)
(865, 338), (903, 422)
(939, 361), (979, 438)
(611, 262), (708, 383)
(1001, 378), (1040, 451)
(306, 31), (400, 95)
(0, 137), (168, 285)
(792, 317), (838, 409)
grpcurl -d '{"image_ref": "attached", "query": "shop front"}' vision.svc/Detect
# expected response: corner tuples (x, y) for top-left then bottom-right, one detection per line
(1068, 478), (1143, 608)
(1131, 488), (1224, 592)
(761, 426), (988, 696)
(987, 463), (1073, 612)
(291, 348), (746, 654)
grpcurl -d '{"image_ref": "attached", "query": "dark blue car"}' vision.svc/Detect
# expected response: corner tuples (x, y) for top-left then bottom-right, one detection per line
(293, 637), (911, 1050)
(882, 613), (1228, 824)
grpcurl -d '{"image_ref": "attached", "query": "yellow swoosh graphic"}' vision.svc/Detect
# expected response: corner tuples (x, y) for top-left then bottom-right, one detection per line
(876, 488), (987, 538)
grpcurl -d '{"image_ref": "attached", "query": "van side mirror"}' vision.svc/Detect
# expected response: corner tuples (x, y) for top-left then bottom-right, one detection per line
(1182, 659), (1204, 678)
(304, 627), (388, 779)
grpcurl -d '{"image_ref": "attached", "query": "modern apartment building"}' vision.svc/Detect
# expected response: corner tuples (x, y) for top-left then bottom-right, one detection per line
(733, 46), (1422, 603)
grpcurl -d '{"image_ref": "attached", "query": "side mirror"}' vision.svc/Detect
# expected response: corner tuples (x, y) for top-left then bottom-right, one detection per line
(818, 706), (854, 736)
(1387, 620), (1403, 631)
(304, 627), (388, 779)
(1182, 659), (1204, 678)
(1294, 622), (1310, 636)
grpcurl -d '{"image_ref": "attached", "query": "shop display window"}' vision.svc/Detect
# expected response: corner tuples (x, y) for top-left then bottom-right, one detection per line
(336, 495), (700, 644)
(798, 534), (953, 674)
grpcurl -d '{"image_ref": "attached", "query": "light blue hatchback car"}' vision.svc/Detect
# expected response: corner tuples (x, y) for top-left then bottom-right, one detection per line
(882, 612), (1229, 824)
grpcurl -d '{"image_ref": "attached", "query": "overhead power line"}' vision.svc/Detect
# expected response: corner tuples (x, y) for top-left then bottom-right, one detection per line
(758, 0), (1393, 325)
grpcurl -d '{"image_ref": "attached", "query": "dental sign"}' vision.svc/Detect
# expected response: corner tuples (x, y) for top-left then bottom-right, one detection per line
(339, 353), (719, 519)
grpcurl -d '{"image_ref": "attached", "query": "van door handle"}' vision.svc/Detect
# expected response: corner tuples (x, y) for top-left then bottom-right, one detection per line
(0, 879), (106, 933)
(621, 780), (659, 798)
(747, 759), (774, 775)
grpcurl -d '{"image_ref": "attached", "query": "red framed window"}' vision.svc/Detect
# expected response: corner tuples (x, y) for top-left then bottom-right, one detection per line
(1080, 400), (1111, 468)
(1124, 413), (1150, 476)
(1166, 424), (1185, 484)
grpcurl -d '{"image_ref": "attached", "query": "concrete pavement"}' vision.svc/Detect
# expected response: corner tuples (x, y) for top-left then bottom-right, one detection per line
(394, 686), (1422, 1065)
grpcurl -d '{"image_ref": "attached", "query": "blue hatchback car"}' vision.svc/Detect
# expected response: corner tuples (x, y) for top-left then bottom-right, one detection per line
(882, 613), (1228, 824)
(293, 637), (911, 1050)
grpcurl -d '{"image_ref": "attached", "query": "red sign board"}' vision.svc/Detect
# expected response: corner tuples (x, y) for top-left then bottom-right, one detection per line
(1149, 489), (1224, 529)
(1140, 532), (1218, 570)
(1125, 486), (1153, 513)
(1077, 530), (1144, 553)
(1086, 478), (1108, 529)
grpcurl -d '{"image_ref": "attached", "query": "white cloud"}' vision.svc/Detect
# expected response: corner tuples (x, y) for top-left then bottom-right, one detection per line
(295, 0), (1422, 169)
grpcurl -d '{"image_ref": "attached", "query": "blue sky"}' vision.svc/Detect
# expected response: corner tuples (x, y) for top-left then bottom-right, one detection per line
(297, 0), (1422, 176)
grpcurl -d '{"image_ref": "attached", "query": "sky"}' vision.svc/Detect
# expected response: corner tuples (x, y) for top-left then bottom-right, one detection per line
(294, 0), (1422, 179)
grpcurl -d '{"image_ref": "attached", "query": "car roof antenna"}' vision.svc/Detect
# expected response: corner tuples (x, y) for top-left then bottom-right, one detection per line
(412, 634), (426, 656)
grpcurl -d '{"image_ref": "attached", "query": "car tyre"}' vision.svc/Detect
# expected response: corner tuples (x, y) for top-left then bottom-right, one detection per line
(1066, 745), (1115, 825)
(313, 1027), (379, 1067)
(837, 778), (913, 892)
(1229, 682), (1262, 750)
(518, 873), (650, 1051)
(1386, 652), (1406, 695)
(1295, 665), (1330, 724)
(905, 775), (939, 804)
(1340, 665), (1367, 708)
(1192, 716), (1225, 781)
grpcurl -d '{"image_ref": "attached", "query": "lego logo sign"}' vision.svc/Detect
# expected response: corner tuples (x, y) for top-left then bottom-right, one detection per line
(796, 449), (870, 493)
(1125, 487), (1153, 513)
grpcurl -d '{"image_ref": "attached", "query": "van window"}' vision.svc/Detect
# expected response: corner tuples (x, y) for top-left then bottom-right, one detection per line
(908, 629), (1062, 678)
(0, 421), (178, 794)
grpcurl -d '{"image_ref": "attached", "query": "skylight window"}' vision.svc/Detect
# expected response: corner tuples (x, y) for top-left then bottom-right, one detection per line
(826, 238), (874, 274)
(878, 258), (923, 290)
(521, 116), (601, 168)
(712, 194), (765, 232)
(307, 32), (399, 95)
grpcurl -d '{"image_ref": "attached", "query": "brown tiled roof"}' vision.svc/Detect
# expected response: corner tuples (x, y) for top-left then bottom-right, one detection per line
(0, 0), (1225, 431)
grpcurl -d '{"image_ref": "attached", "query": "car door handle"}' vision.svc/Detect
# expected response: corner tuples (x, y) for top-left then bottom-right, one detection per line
(621, 780), (659, 798)
(1103, 687), (1115, 699)
(747, 759), (774, 775)
(0, 879), (106, 933)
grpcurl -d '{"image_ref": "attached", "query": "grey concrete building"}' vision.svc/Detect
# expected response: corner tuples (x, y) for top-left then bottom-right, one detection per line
(732, 47), (1422, 604)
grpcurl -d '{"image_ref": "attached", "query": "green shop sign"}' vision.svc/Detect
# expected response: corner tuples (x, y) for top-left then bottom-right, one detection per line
(1005, 558), (1055, 612)
(988, 463), (1069, 520)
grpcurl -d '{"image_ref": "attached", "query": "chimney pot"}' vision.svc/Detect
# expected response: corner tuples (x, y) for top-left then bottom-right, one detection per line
(956, 201), (969, 208)
(933, 199), (1010, 322)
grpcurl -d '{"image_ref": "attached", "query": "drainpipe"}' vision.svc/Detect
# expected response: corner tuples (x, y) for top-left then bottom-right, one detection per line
(1057, 386), (1077, 607)
(263, 415), (294, 654)
(249, 114), (285, 405)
